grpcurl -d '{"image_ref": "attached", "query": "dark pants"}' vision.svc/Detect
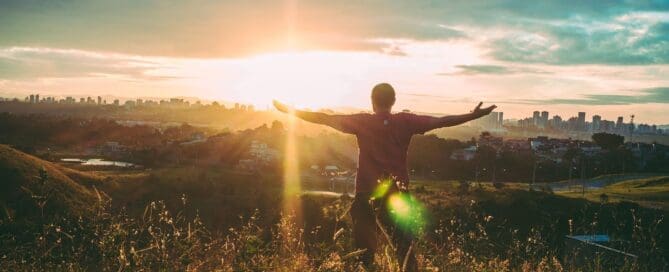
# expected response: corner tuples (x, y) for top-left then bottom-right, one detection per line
(350, 192), (417, 271)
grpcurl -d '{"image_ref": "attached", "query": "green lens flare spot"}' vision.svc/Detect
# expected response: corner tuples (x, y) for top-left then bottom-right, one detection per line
(371, 179), (393, 199)
(386, 192), (427, 235)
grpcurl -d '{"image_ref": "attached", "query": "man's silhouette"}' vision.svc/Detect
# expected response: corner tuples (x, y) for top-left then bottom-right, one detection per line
(274, 83), (496, 271)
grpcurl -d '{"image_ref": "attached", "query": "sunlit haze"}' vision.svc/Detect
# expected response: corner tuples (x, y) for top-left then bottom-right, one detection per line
(1, 1), (668, 123)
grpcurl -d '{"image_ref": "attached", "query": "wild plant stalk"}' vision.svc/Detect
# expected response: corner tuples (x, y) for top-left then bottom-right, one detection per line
(0, 189), (666, 271)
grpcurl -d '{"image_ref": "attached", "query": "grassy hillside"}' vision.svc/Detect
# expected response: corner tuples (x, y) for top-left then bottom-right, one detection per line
(0, 145), (97, 221)
(558, 175), (669, 210)
(0, 147), (667, 270)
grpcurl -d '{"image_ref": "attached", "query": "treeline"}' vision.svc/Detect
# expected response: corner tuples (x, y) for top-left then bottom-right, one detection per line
(1, 113), (668, 182)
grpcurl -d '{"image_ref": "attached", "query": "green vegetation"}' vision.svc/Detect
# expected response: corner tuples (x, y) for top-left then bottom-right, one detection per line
(559, 176), (669, 210)
(1, 146), (667, 271)
(0, 145), (96, 220)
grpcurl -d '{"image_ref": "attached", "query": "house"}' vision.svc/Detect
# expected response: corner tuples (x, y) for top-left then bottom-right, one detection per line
(249, 140), (279, 163)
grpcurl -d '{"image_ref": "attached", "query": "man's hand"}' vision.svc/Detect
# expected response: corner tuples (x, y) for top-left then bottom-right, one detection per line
(471, 102), (497, 118)
(273, 100), (294, 114)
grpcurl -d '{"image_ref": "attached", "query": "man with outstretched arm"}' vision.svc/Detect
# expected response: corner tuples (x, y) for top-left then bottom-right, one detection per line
(274, 83), (496, 271)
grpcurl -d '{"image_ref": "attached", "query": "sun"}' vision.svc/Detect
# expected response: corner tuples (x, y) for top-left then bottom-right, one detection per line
(231, 51), (360, 109)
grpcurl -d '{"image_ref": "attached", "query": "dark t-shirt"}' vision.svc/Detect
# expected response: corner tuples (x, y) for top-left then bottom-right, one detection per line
(331, 112), (437, 193)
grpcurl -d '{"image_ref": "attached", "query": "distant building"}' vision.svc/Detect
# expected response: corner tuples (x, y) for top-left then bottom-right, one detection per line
(498, 112), (503, 127)
(541, 111), (549, 128)
(592, 115), (602, 131)
(616, 116), (624, 131)
(474, 111), (504, 130)
(533, 111), (541, 127)
(577, 112), (586, 131)
(601, 120), (615, 131)
(248, 140), (278, 163)
(551, 115), (563, 129)
(236, 140), (279, 172)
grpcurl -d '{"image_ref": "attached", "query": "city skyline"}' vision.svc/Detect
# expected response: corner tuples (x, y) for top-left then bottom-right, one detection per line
(4, 92), (668, 131)
(1, 1), (669, 123)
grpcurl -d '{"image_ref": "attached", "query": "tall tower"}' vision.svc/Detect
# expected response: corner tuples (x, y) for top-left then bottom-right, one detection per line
(629, 114), (635, 136)
(541, 111), (549, 128)
(592, 115), (602, 131)
(578, 112), (586, 131)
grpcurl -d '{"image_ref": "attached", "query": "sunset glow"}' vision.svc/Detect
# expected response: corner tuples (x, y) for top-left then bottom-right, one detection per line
(2, 1), (669, 271)
(0, 1), (668, 123)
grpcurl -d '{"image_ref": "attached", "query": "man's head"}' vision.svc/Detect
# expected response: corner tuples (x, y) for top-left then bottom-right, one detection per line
(371, 83), (396, 113)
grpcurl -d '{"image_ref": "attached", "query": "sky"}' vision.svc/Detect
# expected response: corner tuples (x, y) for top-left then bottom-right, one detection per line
(0, 0), (668, 124)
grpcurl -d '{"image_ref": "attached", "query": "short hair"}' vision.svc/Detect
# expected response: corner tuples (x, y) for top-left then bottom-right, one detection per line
(371, 83), (396, 109)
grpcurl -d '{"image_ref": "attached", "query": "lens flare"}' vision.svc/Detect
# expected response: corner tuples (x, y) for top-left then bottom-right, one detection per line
(372, 179), (393, 199)
(282, 112), (302, 223)
(386, 192), (427, 235)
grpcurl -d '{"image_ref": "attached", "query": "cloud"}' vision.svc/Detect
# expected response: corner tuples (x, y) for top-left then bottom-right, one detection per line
(438, 64), (551, 75)
(0, 47), (174, 80)
(490, 18), (669, 65)
(0, 0), (468, 58)
(0, 0), (667, 65)
(517, 87), (669, 105)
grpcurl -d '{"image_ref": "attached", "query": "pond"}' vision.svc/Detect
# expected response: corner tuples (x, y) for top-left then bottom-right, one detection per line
(60, 158), (135, 167)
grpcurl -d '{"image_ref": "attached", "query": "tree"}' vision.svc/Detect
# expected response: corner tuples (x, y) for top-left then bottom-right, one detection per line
(592, 132), (624, 150)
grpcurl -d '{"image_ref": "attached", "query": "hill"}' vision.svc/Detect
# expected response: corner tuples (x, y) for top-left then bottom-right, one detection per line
(555, 175), (669, 210)
(0, 145), (98, 221)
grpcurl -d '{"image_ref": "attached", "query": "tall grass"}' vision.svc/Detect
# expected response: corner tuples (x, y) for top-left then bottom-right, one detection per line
(0, 185), (666, 271)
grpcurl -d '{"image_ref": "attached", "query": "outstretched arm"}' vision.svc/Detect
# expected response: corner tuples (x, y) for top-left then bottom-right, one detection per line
(423, 102), (497, 131)
(273, 100), (355, 133)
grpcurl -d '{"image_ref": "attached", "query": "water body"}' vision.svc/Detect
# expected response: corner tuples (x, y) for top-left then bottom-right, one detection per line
(61, 158), (134, 167)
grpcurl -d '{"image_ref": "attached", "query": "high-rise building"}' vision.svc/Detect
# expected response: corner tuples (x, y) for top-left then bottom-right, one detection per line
(577, 112), (586, 131)
(491, 112), (499, 128)
(568, 117), (579, 131)
(498, 112), (504, 128)
(97, 96), (102, 105)
(29, 95), (35, 103)
(533, 111), (540, 127)
(592, 115), (602, 131)
(616, 116), (624, 130)
(35, 94), (40, 103)
(551, 115), (562, 129)
(541, 111), (549, 128)
(601, 120), (615, 131)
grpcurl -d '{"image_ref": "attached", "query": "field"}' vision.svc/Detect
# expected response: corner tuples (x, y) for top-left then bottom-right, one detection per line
(1, 145), (668, 271)
(555, 175), (669, 211)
